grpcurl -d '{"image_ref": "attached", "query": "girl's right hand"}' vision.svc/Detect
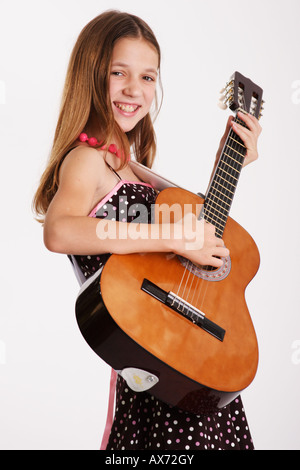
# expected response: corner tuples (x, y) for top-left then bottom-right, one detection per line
(170, 213), (229, 268)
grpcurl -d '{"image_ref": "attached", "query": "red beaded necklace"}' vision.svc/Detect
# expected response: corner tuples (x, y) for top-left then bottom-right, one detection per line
(78, 132), (123, 159)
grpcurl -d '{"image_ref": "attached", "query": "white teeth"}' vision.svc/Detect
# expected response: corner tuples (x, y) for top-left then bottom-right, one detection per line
(115, 103), (139, 113)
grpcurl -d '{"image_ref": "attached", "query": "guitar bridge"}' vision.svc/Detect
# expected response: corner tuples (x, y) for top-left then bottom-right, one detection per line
(141, 279), (225, 342)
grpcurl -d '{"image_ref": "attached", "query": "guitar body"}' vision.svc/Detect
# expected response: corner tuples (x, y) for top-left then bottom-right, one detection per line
(76, 187), (260, 414)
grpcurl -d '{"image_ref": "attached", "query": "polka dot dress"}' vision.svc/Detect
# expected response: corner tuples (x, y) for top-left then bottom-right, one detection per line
(106, 376), (254, 450)
(69, 175), (157, 279)
(69, 173), (254, 451)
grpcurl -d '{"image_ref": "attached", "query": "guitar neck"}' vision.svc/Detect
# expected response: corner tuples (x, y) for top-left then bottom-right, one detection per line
(203, 115), (248, 238)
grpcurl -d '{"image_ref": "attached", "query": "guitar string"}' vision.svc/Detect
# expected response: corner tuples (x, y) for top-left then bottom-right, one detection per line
(192, 103), (248, 312)
(175, 199), (212, 307)
(191, 125), (239, 312)
(179, 113), (247, 315)
(176, 135), (231, 310)
(175, 136), (231, 308)
(173, 221), (195, 307)
(174, 195), (205, 303)
(168, 116), (247, 302)
(202, 128), (244, 311)
(174, 98), (250, 316)
(175, 145), (232, 304)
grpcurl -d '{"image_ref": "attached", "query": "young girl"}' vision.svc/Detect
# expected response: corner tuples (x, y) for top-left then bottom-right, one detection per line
(33, 10), (261, 450)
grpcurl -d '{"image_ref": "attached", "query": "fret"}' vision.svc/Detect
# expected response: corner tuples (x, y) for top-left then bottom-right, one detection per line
(235, 116), (248, 127)
(205, 201), (228, 221)
(217, 167), (239, 181)
(223, 151), (244, 166)
(221, 160), (241, 175)
(211, 180), (234, 195)
(208, 187), (232, 206)
(214, 174), (236, 189)
(202, 222), (223, 239)
(204, 123), (247, 237)
(228, 135), (246, 148)
(212, 226), (223, 239)
(203, 212), (225, 231)
(206, 197), (229, 213)
(226, 144), (245, 158)
(204, 201), (227, 221)
(229, 131), (246, 147)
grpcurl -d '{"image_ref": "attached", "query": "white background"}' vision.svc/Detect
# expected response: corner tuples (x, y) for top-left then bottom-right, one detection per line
(0, 0), (299, 450)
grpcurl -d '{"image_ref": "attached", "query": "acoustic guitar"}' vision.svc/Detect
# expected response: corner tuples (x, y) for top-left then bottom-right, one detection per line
(75, 72), (264, 414)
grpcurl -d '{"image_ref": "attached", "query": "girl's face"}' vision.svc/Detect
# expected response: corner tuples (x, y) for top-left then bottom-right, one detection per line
(109, 37), (159, 133)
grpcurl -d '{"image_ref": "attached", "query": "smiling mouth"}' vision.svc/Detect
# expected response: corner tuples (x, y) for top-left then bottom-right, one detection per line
(114, 102), (140, 113)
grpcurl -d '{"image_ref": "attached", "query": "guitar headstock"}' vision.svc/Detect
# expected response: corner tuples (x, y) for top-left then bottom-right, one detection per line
(218, 71), (264, 119)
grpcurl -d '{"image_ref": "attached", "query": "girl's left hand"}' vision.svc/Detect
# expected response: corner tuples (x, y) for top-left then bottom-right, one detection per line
(216, 112), (262, 167)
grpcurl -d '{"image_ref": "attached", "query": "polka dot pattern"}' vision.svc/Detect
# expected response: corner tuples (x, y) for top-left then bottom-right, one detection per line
(69, 180), (157, 279)
(106, 377), (254, 450)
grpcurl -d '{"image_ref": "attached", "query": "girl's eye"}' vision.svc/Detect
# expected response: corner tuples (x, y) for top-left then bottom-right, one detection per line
(111, 71), (156, 82)
(143, 75), (155, 82)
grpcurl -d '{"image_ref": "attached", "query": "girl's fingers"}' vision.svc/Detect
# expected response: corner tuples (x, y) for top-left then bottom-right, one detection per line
(230, 112), (262, 166)
(236, 111), (262, 135)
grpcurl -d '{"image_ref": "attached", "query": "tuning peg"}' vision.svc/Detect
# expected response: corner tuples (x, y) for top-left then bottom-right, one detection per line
(218, 100), (227, 110)
(218, 91), (227, 109)
(259, 99), (265, 116)
(220, 79), (234, 95)
(218, 79), (235, 109)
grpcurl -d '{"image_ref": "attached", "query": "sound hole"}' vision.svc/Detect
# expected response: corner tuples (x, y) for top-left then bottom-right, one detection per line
(201, 262), (219, 272)
(177, 255), (231, 282)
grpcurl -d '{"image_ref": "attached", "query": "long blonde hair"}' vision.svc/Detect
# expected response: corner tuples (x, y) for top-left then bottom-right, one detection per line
(33, 10), (162, 222)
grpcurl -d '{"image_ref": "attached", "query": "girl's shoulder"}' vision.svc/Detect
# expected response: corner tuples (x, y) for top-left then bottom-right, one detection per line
(63, 144), (106, 168)
(59, 145), (109, 186)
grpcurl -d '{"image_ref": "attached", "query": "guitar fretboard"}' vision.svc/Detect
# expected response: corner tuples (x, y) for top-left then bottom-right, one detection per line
(203, 116), (248, 237)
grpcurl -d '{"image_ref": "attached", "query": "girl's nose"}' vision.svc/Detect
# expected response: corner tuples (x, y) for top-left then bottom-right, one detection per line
(123, 77), (141, 97)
